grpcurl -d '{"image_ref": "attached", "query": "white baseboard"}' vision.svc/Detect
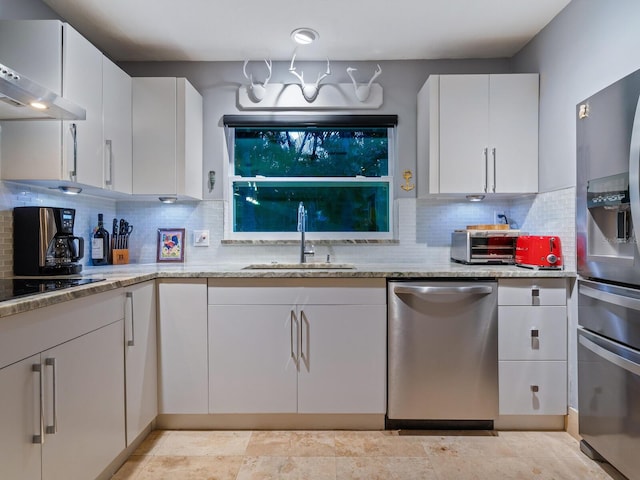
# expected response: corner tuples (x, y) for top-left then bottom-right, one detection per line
(565, 407), (580, 440)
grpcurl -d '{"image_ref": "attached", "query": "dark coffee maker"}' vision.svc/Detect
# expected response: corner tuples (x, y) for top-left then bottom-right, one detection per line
(13, 207), (85, 275)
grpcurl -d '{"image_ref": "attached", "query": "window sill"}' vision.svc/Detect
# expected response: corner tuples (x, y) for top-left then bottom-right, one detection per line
(221, 239), (400, 246)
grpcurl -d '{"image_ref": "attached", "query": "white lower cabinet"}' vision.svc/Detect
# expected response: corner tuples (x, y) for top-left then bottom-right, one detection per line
(208, 279), (386, 415)
(157, 279), (208, 414)
(124, 281), (158, 445)
(0, 320), (125, 480)
(498, 279), (567, 416)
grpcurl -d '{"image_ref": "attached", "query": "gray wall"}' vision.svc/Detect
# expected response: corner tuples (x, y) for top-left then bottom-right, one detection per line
(512, 0), (640, 192)
(120, 59), (513, 200)
(0, 0), (59, 19)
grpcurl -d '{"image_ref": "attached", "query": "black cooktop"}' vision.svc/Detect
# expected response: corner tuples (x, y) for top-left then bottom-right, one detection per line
(0, 278), (105, 302)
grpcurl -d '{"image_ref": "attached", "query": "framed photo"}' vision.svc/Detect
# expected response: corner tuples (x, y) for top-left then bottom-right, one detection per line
(157, 228), (185, 263)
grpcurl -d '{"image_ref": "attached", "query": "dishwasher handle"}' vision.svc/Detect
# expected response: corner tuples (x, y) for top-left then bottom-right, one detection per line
(393, 284), (494, 296)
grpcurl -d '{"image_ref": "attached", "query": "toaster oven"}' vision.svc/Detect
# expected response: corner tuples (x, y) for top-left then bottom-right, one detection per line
(451, 230), (520, 265)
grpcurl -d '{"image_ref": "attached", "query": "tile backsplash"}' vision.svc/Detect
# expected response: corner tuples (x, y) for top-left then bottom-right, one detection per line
(0, 180), (576, 276)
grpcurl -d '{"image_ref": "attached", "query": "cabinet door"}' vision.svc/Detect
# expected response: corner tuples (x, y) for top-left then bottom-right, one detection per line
(43, 321), (125, 480)
(157, 279), (208, 414)
(297, 305), (386, 414)
(103, 56), (133, 194)
(132, 77), (178, 195)
(208, 305), (298, 413)
(181, 78), (204, 199)
(439, 75), (490, 193)
(63, 24), (104, 187)
(0, 354), (42, 480)
(489, 74), (539, 193)
(125, 281), (157, 446)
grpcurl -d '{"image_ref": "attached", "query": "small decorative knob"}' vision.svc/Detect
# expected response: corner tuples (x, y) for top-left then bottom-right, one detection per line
(531, 385), (539, 393)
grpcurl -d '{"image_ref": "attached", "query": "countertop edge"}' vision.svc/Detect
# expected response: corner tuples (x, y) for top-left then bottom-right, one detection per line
(0, 266), (576, 319)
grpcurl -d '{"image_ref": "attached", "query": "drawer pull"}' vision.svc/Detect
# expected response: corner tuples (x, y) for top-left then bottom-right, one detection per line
(531, 385), (539, 393)
(531, 287), (540, 297)
(530, 329), (539, 338)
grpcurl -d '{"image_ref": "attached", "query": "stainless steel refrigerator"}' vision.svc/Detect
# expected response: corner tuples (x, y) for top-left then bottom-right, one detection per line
(576, 67), (640, 480)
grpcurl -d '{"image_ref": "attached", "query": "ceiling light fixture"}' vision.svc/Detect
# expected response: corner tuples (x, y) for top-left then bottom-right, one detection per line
(291, 28), (319, 45)
(159, 196), (178, 204)
(465, 194), (485, 202)
(57, 185), (82, 195)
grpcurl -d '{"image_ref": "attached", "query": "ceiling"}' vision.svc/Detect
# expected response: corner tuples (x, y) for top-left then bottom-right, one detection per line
(41, 0), (571, 62)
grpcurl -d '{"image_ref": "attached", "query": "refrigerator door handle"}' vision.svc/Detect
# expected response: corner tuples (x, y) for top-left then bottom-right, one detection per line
(394, 285), (493, 296)
(579, 331), (640, 377)
(628, 93), (640, 259)
(579, 283), (640, 312)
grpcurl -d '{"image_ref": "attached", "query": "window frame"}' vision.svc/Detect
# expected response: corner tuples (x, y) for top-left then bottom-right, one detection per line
(223, 115), (397, 241)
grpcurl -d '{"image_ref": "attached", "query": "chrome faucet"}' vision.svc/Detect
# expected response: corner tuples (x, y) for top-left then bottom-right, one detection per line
(297, 202), (315, 263)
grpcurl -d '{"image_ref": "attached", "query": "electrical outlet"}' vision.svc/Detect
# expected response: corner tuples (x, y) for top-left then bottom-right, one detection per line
(193, 229), (210, 247)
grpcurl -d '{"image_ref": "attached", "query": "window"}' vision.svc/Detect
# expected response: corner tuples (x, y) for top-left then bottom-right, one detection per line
(224, 115), (396, 240)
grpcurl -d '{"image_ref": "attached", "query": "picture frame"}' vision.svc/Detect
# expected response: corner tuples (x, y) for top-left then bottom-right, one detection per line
(157, 228), (186, 263)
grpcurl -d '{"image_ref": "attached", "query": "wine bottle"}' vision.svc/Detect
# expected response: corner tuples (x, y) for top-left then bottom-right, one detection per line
(91, 213), (110, 266)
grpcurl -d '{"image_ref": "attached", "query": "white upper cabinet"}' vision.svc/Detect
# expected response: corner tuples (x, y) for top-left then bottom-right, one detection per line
(0, 20), (133, 194)
(132, 77), (203, 199)
(417, 73), (539, 196)
(102, 56), (133, 194)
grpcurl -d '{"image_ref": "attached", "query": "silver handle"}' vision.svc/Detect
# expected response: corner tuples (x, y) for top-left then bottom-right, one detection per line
(32, 363), (44, 444)
(530, 328), (539, 338)
(580, 284), (640, 312)
(579, 332), (640, 377)
(531, 287), (540, 297)
(105, 139), (113, 187)
(300, 309), (309, 371)
(69, 123), (78, 181)
(483, 147), (489, 193)
(491, 147), (496, 193)
(290, 310), (299, 369)
(126, 291), (135, 347)
(45, 358), (57, 435)
(628, 92), (640, 258)
(531, 385), (539, 393)
(394, 285), (493, 296)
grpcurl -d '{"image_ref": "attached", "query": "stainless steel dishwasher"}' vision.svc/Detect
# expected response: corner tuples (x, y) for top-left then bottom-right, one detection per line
(387, 280), (498, 429)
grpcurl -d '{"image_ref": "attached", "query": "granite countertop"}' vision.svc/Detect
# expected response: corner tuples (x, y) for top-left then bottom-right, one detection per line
(0, 262), (575, 318)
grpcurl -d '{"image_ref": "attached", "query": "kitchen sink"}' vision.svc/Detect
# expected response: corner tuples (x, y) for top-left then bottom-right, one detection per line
(243, 262), (356, 270)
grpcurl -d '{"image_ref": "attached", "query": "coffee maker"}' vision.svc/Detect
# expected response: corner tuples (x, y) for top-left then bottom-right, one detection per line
(13, 207), (85, 275)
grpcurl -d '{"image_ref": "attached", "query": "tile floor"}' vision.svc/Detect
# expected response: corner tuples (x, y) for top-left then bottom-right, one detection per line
(112, 430), (624, 480)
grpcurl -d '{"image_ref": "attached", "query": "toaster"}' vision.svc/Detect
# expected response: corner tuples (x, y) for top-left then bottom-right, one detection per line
(515, 235), (563, 269)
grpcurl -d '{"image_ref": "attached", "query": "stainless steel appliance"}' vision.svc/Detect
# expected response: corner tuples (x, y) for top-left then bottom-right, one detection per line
(387, 280), (498, 429)
(451, 229), (520, 265)
(577, 67), (640, 480)
(13, 207), (85, 276)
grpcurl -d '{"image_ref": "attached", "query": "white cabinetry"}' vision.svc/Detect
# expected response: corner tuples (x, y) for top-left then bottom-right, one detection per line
(417, 74), (539, 196)
(0, 290), (125, 480)
(132, 77), (203, 199)
(102, 56), (133, 194)
(498, 279), (567, 415)
(208, 278), (386, 415)
(0, 20), (132, 194)
(157, 279), (208, 413)
(124, 281), (157, 445)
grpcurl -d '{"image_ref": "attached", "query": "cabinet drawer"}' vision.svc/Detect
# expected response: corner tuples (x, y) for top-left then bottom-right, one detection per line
(208, 278), (386, 305)
(498, 279), (566, 306)
(498, 306), (566, 360)
(499, 361), (567, 415)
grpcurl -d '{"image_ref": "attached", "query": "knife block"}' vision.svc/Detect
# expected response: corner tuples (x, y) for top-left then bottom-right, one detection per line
(112, 249), (129, 265)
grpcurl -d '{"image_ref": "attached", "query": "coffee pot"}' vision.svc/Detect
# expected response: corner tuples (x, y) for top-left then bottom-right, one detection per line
(14, 207), (85, 275)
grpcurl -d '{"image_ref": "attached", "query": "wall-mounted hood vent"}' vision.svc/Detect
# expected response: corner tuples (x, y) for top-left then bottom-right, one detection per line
(0, 62), (86, 120)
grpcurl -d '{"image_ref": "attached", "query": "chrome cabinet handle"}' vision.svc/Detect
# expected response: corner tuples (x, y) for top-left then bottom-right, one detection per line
(300, 310), (309, 371)
(394, 285), (493, 296)
(491, 147), (496, 193)
(126, 292), (135, 346)
(531, 385), (539, 393)
(483, 147), (489, 193)
(530, 328), (539, 338)
(290, 310), (299, 369)
(69, 123), (78, 181)
(32, 363), (44, 444)
(105, 139), (113, 187)
(45, 358), (57, 435)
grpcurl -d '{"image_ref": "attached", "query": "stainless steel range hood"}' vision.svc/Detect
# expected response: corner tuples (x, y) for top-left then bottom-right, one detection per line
(0, 62), (86, 120)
